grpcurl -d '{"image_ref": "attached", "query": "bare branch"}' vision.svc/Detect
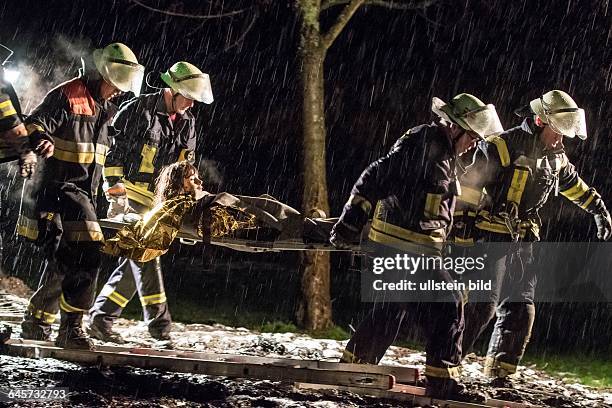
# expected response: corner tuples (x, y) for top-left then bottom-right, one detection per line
(322, 0), (437, 11)
(223, 8), (260, 51)
(128, 0), (252, 19)
(321, 0), (366, 51)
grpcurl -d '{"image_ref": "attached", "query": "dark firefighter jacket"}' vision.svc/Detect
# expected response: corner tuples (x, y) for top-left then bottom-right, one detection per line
(1, 77), (54, 163)
(453, 118), (605, 243)
(103, 90), (197, 209)
(337, 123), (459, 254)
(0, 76), (23, 162)
(17, 75), (117, 241)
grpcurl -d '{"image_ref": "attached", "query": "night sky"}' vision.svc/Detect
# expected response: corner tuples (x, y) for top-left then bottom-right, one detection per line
(1, 0), (611, 352)
(2, 0), (610, 232)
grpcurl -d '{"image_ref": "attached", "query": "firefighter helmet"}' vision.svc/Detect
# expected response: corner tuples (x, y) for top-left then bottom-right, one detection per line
(93, 43), (144, 96)
(161, 61), (213, 104)
(529, 90), (587, 140)
(432, 93), (504, 140)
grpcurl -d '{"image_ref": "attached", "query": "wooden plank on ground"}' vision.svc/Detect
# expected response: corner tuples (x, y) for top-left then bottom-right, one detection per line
(297, 382), (486, 408)
(4, 341), (395, 390)
(296, 383), (539, 408)
(5, 339), (418, 384)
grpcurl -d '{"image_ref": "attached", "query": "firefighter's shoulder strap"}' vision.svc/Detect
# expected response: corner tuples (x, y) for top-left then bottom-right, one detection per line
(485, 135), (511, 167)
(61, 79), (95, 116)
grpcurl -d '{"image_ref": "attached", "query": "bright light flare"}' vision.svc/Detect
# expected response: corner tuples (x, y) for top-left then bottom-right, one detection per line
(3, 68), (20, 83)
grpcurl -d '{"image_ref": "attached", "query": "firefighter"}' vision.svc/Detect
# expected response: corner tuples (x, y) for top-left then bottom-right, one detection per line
(88, 61), (213, 343)
(330, 93), (504, 400)
(457, 90), (611, 386)
(0, 50), (54, 274)
(18, 43), (144, 350)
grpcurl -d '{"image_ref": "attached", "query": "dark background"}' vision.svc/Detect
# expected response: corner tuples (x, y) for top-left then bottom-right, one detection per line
(1, 0), (611, 355)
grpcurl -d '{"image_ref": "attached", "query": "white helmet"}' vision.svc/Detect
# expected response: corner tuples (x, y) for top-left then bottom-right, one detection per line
(432, 93), (504, 140)
(161, 61), (213, 104)
(93, 43), (145, 96)
(529, 90), (587, 139)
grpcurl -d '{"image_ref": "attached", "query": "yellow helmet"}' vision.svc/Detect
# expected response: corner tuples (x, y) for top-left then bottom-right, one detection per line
(529, 90), (587, 139)
(432, 93), (504, 139)
(93, 43), (144, 96)
(161, 61), (213, 104)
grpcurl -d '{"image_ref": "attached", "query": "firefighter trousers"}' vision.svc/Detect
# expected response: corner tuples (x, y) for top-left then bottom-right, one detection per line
(342, 299), (464, 380)
(460, 238), (536, 378)
(90, 256), (171, 337)
(341, 245), (464, 382)
(21, 185), (103, 334)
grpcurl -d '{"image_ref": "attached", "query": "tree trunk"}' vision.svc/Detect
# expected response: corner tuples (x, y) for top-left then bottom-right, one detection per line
(295, 0), (332, 331)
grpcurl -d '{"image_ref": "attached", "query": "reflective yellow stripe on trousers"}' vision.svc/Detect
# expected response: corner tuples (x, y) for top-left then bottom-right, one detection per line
(99, 285), (130, 308)
(27, 303), (57, 324)
(140, 292), (167, 306)
(424, 364), (461, 379)
(484, 356), (517, 377)
(59, 293), (87, 313)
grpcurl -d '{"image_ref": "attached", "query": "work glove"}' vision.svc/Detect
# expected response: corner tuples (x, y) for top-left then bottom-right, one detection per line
(594, 210), (612, 241)
(34, 139), (54, 158)
(105, 182), (131, 219)
(18, 150), (37, 179)
(330, 220), (361, 249)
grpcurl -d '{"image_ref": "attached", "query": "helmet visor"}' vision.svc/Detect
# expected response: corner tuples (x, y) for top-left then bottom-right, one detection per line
(545, 107), (587, 139)
(460, 104), (504, 138)
(104, 62), (145, 97)
(178, 74), (213, 104)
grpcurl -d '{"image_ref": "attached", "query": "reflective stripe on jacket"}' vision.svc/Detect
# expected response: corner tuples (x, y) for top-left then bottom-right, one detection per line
(462, 118), (602, 241)
(0, 77), (24, 162)
(24, 76), (116, 199)
(103, 90), (197, 209)
(337, 123), (458, 254)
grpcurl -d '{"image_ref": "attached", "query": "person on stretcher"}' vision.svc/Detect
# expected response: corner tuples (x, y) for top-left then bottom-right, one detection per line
(103, 161), (347, 261)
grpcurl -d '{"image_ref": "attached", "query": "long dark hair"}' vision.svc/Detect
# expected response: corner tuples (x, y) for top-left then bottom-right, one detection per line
(153, 161), (198, 206)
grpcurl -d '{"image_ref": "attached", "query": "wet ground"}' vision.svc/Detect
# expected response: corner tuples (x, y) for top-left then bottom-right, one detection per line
(2, 353), (416, 408)
(1, 285), (611, 407)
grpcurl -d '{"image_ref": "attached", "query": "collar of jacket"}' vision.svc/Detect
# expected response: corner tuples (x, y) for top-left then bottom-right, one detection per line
(81, 74), (104, 102)
(154, 89), (195, 121)
(80, 73), (118, 114)
(520, 117), (537, 135)
(434, 122), (457, 160)
(519, 117), (564, 158)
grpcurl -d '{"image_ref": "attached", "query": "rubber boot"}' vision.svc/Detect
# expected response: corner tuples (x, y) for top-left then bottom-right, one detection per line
(21, 313), (52, 341)
(426, 377), (487, 403)
(55, 312), (95, 350)
(87, 320), (126, 344)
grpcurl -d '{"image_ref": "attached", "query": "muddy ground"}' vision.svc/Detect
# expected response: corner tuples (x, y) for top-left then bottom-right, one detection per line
(0, 281), (610, 407)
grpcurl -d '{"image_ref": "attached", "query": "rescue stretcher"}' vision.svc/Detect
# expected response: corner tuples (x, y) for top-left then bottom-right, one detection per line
(98, 218), (365, 253)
